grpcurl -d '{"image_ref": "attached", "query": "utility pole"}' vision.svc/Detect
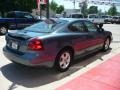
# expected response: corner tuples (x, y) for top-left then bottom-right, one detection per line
(46, 0), (49, 19)
(40, 4), (42, 19)
(73, 0), (75, 9)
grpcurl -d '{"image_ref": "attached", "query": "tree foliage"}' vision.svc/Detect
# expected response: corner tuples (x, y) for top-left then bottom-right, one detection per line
(81, 1), (88, 16)
(56, 5), (64, 14)
(49, 0), (58, 12)
(50, 0), (64, 14)
(98, 9), (102, 15)
(108, 4), (117, 16)
(88, 6), (98, 14)
(0, 0), (37, 16)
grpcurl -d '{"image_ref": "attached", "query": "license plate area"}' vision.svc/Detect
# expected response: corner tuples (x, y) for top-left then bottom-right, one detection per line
(11, 42), (18, 50)
(7, 40), (19, 50)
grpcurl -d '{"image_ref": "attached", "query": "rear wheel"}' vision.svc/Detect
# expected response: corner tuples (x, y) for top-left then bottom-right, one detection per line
(0, 26), (8, 35)
(102, 38), (110, 51)
(54, 49), (73, 72)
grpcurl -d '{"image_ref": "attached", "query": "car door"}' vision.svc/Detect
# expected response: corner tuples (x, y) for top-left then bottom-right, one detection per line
(15, 12), (27, 29)
(84, 21), (105, 51)
(68, 21), (95, 55)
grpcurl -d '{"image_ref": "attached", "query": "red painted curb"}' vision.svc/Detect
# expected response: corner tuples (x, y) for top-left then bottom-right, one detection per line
(57, 54), (120, 90)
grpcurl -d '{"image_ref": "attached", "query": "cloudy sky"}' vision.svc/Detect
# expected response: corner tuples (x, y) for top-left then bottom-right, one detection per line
(49, 0), (120, 12)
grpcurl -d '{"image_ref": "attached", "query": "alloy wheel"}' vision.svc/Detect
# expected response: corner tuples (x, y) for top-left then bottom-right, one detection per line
(0, 26), (7, 35)
(59, 52), (71, 69)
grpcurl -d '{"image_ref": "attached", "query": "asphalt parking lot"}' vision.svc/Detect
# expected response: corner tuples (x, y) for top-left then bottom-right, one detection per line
(0, 24), (120, 90)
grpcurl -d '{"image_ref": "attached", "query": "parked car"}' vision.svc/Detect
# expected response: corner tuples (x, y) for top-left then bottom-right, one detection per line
(101, 15), (112, 24)
(0, 11), (40, 35)
(111, 16), (120, 24)
(3, 18), (112, 72)
(68, 13), (84, 18)
(55, 14), (63, 18)
(87, 14), (104, 25)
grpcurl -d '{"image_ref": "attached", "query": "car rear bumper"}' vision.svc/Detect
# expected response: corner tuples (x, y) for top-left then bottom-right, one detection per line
(3, 46), (54, 68)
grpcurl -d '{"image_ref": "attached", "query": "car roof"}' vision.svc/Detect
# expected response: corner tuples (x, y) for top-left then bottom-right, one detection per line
(70, 13), (83, 15)
(52, 18), (87, 22)
(8, 11), (29, 14)
(88, 14), (97, 16)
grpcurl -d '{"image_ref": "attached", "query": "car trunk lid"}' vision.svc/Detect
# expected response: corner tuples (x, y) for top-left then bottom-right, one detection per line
(6, 30), (49, 54)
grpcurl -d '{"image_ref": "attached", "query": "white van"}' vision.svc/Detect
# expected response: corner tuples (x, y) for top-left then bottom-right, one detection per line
(87, 14), (104, 25)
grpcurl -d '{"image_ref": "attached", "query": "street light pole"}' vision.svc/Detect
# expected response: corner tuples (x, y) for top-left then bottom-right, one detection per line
(46, 0), (49, 19)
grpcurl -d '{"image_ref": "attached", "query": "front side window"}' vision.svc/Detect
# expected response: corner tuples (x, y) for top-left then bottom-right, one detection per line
(24, 13), (33, 19)
(68, 21), (85, 32)
(84, 21), (97, 32)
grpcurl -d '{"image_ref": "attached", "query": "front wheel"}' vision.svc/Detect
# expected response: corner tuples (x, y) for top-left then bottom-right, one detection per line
(0, 26), (8, 35)
(54, 50), (73, 72)
(102, 38), (110, 51)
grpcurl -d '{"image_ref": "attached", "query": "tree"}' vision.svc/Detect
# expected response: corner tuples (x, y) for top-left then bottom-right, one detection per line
(88, 6), (98, 14)
(56, 5), (64, 14)
(0, 0), (37, 17)
(13, 0), (37, 12)
(0, 0), (15, 16)
(49, 0), (58, 12)
(81, 1), (88, 16)
(98, 9), (102, 15)
(108, 4), (117, 16)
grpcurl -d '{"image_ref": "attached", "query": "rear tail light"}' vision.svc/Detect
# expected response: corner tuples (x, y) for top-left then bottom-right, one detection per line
(28, 38), (44, 50)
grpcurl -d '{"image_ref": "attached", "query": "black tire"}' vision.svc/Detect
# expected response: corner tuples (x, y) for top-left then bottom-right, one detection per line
(12, 61), (23, 66)
(102, 38), (110, 51)
(0, 26), (8, 35)
(54, 49), (73, 72)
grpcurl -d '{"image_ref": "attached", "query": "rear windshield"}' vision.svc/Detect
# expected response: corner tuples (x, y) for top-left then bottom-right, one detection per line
(102, 16), (109, 18)
(24, 19), (68, 33)
(113, 17), (119, 19)
(89, 15), (98, 18)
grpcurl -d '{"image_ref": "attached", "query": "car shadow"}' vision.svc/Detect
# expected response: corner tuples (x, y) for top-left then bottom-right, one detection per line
(1, 49), (111, 89)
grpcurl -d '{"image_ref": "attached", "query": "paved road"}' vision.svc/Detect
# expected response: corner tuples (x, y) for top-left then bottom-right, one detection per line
(0, 24), (120, 90)
(103, 24), (120, 42)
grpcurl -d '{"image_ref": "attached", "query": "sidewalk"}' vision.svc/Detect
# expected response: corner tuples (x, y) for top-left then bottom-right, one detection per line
(57, 53), (120, 90)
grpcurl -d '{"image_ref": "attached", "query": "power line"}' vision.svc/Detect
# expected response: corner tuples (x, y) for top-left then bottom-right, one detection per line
(88, 0), (120, 6)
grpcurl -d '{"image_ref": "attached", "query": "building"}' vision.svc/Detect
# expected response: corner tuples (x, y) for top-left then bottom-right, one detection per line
(64, 9), (81, 17)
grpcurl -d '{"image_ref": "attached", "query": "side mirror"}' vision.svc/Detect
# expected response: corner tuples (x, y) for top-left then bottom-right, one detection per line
(97, 27), (104, 32)
(97, 24), (104, 32)
(98, 23), (103, 28)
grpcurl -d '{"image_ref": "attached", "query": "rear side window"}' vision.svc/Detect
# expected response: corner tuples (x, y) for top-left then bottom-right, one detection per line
(84, 21), (97, 32)
(68, 21), (85, 32)
(6, 12), (15, 18)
